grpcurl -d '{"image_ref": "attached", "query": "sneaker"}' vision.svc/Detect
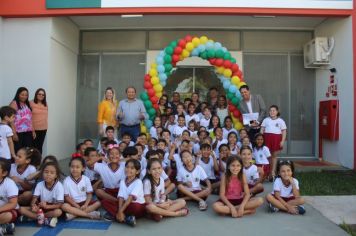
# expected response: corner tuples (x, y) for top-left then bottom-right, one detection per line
(44, 217), (58, 228)
(124, 215), (136, 227)
(103, 212), (115, 222)
(198, 200), (208, 211)
(65, 213), (76, 221)
(17, 215), (29, 223)
(1, 223), (15, 235)
(297, 205), (306, 215)
(88, 211), (101, 220)
(268, 203), (279, 213)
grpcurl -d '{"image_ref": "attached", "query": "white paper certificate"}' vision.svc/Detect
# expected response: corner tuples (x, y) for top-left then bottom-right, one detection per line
(242, 113), (259, 125)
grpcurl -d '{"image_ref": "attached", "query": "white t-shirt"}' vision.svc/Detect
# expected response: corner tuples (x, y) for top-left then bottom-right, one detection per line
(246, 97), (253, 114)
(185, 114), (200, 126)
(172, 125), (188, 138)
(253, 146), (271, 165)
(200, 117), (210, 128)
(213, 138), (228, 159)
(162, 153), (170, 169)
(272, 177), (299, 198)
(10, 164), (36, 191)
(193, 143), (201, 155)
(198, 156), (216, 180)
(0, 124), (13, 159)
(229, 144), (239, 155)
(34, 180), (64, 203)
(177, 165), (208, 191)
(84, 167), (100, 182)
(63, 175), (93, 203)
(143, 177), (165, 203)
(261, 117), (287, 134)
(94, 163), (125, 189)
(118, 178), (145, 204)
(243, 165), (259, 185)
(149, 127), (159, 139)
(223, 128), (238, 140)
(172, 153), (184, 171)
(0, 177), (19, 209)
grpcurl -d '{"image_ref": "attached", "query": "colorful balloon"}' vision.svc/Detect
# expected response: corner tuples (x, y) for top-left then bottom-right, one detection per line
(149, 69), (157, 77)
(185, 42), (194, 51)
(154, 84), (163, 93)
(151, 76), (159, 85)
(200, 36), (208, 44)
(223, 69), (232, 78)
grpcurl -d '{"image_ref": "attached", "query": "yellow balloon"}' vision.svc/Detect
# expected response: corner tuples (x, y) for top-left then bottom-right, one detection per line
(185, 42), (194, 52)
(192, 37), (200, 46)
(156, 92), (162, 98)
(179, 55), (184, 61)
(154, 84), (163, 93)
(217, 66), (225, 74)
(141, 125), (147, 133)
(149, 69), (157, 77)
(234, 122), (243, 130)
(151, 76), (159, 85)
(200, 36), (208, 44)
(207, 39), (214, 44)
(150, 63), (157, 69)
(182, 49), (190, 58)
(231, 115), (238, 123)
(223, 69), (232, 78)
(238, 81), (247, 88)
(231, 76), (241, 85)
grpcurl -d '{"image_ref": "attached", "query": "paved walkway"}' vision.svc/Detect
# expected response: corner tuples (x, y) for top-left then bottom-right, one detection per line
(14, 183), (349, 236)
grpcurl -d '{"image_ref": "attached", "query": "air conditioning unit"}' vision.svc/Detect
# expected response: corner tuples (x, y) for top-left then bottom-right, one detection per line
(303, 37), (334, 68)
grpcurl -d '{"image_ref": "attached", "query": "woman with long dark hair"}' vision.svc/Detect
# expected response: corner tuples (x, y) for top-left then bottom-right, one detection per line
(9, 87), (35, 151)
(30, 88), (48, 153)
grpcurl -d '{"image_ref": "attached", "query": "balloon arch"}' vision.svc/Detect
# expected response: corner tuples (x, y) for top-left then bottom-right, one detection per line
(139, 35), (246, 134)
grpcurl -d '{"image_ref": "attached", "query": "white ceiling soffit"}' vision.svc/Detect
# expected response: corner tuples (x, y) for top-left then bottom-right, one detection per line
(69, 15), (327, 30)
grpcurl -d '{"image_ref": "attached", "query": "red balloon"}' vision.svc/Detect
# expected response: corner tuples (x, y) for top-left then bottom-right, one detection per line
(208, 58), (216, 65)
(178, 39), (187, 48)
(153, 103), (159, 110)
(229, 105), (236, 113)
(172, 54), (180, 62)
(231, 64), (239, 72)
(144, 74), (151, 81)
(233, 110), (240, 118)
(223, 60), (232, 69)
(185, 35), (193, 42)
(144, 81), (152, 89)
(215, 58), (224, 66)
(232, 72), (239, 77)
(174, 47), (183, 55)
(237, 70), (243, 78)
(147, 89), (155, 97)
(150, 96), (159, 104)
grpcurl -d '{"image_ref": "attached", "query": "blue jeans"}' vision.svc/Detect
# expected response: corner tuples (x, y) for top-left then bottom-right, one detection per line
(120, 124), (140, 142)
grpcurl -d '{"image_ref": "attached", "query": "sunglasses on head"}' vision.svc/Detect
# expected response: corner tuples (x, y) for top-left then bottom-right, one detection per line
(278, 160), (292, 165)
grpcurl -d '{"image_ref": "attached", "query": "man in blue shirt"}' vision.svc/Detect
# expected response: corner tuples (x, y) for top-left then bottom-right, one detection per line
(117, 86), (148, 142)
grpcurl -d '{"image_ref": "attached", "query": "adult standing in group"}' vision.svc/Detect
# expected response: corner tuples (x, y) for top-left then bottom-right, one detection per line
(239, 85), (267, 141)
(97, 87), (118, 137)
(170, 92), (181, 115)
(207, 87), (219, 115)
(117, 86), (148, 142)
(30, 88), (48, 154)
(191, 92), (201, 114)
(9, 87), (35, 152)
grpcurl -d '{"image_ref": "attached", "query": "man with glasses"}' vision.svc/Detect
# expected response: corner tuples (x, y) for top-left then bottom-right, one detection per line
(170, 92), (181, 115)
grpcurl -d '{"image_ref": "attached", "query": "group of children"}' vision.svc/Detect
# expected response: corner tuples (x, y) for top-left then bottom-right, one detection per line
(0, 103), (305, 233)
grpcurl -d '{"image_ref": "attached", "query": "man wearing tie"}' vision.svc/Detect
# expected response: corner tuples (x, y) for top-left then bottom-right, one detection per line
(117, 86), (148, 142)
(239, 85), (267, 142)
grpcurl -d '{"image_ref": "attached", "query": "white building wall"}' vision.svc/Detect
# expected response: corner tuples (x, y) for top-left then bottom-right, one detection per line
(315, 17), (354, 168)
(47, 17), (79, 159)
(0, 17), (79, 160)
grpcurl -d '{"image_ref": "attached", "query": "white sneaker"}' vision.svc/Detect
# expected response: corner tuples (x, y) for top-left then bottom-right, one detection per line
(66, 213), (76, 221)
(46, 217), (58, 228)
(88, 211), (101, 220)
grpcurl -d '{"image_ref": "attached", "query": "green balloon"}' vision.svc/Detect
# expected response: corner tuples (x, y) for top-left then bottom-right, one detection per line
(230, 57), (236, 63)
(216, 49), (224, 58)
(165, 46), (174, 55)
(207, 49), (216, 58)
(164, 64), (173, 72)
(223, 52), (231, 60)
(140, 92), (149, 101)
(164, 55), (172, 63)
(170, 40), (178, 48)
(227, 92), (234, 100)
(231, 97), (238, 106)
(144, 100), (152, 109)
(148, 108), (156, 116)
(165, 72), (171, 77)
(200, 51), (208, 60)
